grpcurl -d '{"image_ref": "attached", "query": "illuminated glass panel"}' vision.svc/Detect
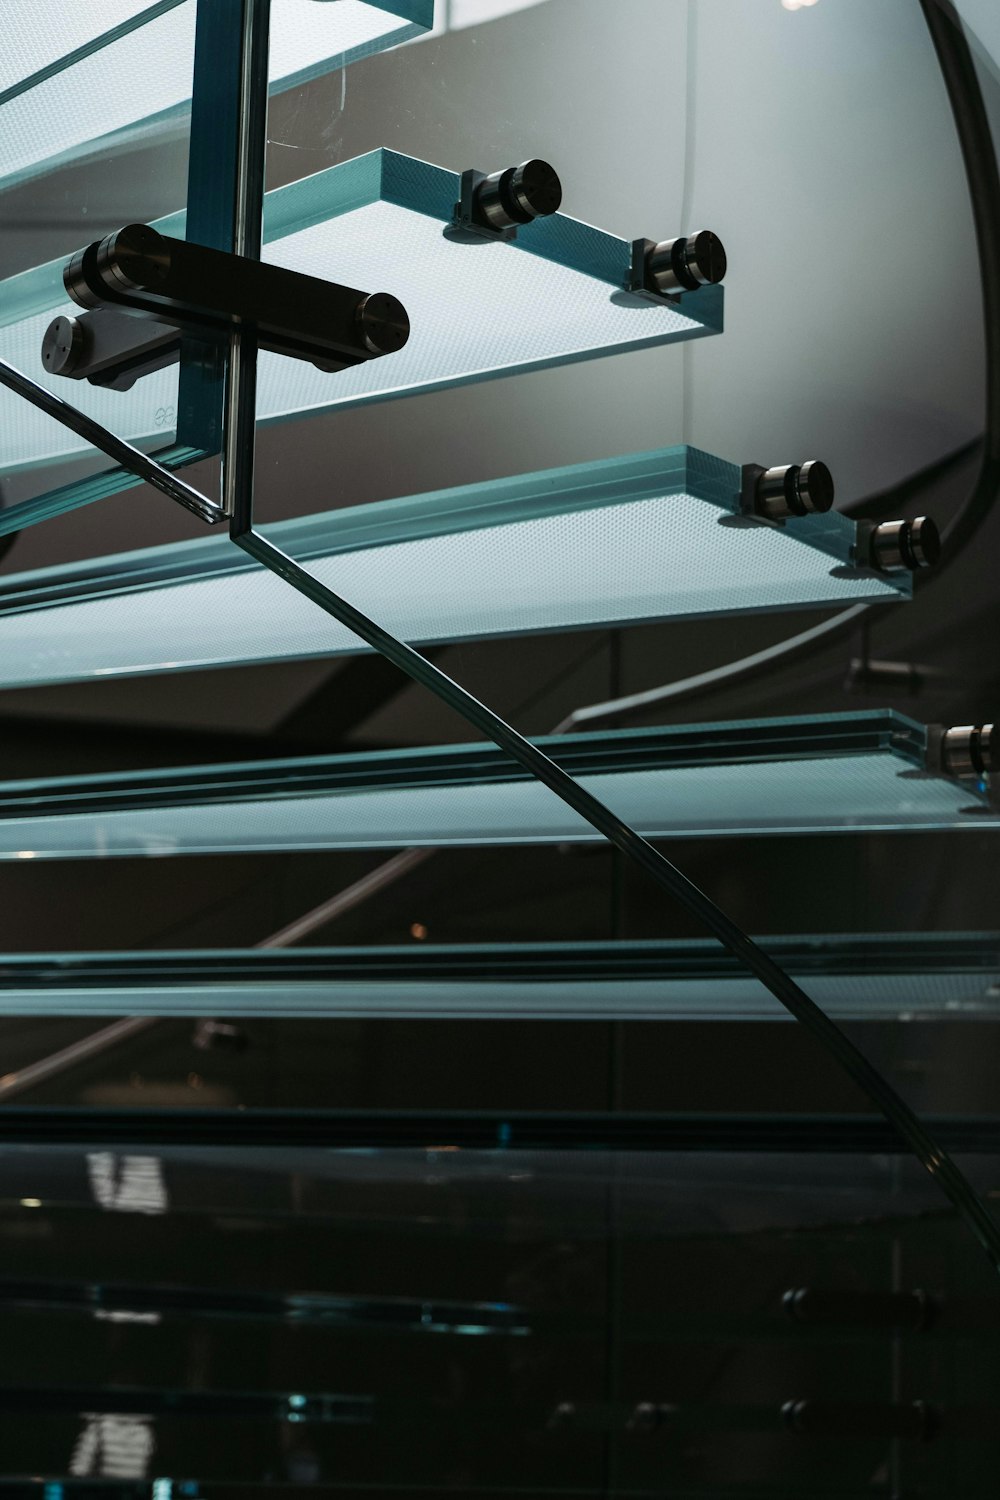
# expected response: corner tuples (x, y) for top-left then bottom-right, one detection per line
(0, 933), (996, 1020)
(0, 450), (905, 686)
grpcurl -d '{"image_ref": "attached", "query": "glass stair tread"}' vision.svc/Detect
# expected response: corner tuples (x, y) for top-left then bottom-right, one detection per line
(0, 1), (433, 196)
(0, 712), (986, 859)
(0, 152), (720, 491)
(0, 933), (997, 1020)
(0, 448), (908, 686)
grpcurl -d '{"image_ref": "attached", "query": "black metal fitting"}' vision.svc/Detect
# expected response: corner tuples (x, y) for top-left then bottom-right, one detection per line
(41, 310), (181, 391)
(453, 160), (563, 241)
(626, 1402), (674, 1433)
(648, 231), (727, 293)
(781, 1398), (936, 1442)
(860, 515), (940, 572)
(45, 222), (409, 389)
(934, 723), (995, 779)
(475, 159), (562, 228)
(742, 460), (834, 522)
(782, 1286), (934, 1332)
(631, 231), (727, 301)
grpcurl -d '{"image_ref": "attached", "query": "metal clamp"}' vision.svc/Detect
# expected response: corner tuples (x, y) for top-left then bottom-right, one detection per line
(741, 460), (835, 522)
(855, 516), (941, 572)
(630, 230), (727, 302)
(927, 723), (995, 779)
(42, 223), (410, 390)
(452, 159), (563, 241)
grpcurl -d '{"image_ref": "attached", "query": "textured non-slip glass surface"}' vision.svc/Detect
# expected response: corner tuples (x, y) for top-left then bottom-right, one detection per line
(0, 151), (720, 485)
(0, 934), (997, 1019)
(0, 1), (433, 195)
(0, 712), (990, 858)
(0, 1143), (994, 1491)
(0, 448), (905, 686)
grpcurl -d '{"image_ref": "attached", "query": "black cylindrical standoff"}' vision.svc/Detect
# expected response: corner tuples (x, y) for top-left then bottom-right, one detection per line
(753, 460), (834, 521)
(783, 1287), (932, 1331)
(41, 315), (88, 377)
(64, 222), (171, 307)
(870, 516), (940, 572)
(941, 724), (995, 778)
(474, 159), (563, 230)
(646, 230), (727, 294)
(355, 291), (410, 355)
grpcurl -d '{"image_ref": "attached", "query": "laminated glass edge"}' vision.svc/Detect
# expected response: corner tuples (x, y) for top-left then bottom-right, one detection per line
(0, 713), (962, 819)
(0, 446), (693, 605)
(0, 444), (206, 540)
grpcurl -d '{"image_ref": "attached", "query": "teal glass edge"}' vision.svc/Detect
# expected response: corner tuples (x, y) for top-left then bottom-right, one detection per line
(0, 931), (995, 978)
(0, 444), (894, 609)
(0, 709), (930, 815)
(0, 933), (997, 1022)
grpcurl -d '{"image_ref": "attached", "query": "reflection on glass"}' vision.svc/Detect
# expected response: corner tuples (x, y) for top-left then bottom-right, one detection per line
(86, 1153), (168, 1215)
(70, 1413), (156, 1480)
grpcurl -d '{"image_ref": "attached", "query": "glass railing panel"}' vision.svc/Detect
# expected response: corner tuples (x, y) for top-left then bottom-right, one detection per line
(0, 933), (997, 1020)
(0, 450), (906, 686)
(0, 712), (991, 860)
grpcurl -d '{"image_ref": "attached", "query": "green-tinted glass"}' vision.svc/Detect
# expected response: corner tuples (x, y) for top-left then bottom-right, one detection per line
(0, 450), (907, 684)
(0, 932), (996, 1020)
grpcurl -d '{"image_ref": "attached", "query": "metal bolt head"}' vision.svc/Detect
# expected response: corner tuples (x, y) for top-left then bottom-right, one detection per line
(508, 159), (563, 219)
(647, 231), (727, 294)
(681, 229), (727, 286)
(41, 315), (86, 376)
(871, 516), (940, 571)
(356, 292), (410, 356)
(754, 460), (835, 520)
(942, 724), (994, 778)
(475, 160), (564, 230)
(97, 223), (172, 293)
(796, 459), (835, 514)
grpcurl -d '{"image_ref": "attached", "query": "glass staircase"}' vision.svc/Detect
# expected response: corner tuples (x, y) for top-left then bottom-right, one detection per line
(0, 711), (992, 859)
(0, 1), (996, 1495)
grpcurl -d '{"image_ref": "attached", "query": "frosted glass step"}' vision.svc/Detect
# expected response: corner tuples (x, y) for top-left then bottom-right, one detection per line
(0, 933), (997, 1019)
(0, 713), (992, 861)
(0, 447), (908, 687)
(0, 151), (721, 498)
(0, 1), (433, 195)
